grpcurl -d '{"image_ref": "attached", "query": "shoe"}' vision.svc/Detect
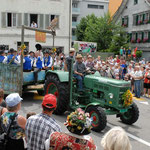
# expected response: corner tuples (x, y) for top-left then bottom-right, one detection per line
(136, 97), (140, 98)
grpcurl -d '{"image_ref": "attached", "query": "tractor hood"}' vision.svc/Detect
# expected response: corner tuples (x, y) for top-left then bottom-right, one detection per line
(84, 74), (131, 88)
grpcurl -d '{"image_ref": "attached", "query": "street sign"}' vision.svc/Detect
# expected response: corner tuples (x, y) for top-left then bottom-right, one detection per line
(35, 31), (46, 43)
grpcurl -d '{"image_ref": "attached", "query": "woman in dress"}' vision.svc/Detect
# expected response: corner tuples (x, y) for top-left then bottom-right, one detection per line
(45, 108), (96, 150)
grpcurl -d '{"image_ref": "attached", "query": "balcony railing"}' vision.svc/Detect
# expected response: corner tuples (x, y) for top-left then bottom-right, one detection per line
(72, 8), (80, 14)
(72, 22), (79, 28)
(72, 35), (77, 41)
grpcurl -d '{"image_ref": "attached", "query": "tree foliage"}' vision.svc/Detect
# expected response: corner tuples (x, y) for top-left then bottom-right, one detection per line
(75, 13), (129, 53)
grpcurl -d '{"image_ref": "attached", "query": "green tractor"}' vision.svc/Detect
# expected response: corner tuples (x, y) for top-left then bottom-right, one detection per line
(44, 62), (139, 132)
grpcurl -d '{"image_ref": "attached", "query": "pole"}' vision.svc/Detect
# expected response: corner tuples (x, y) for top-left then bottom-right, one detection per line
(20, 25), (24, 96)
(69, 0), (72, 52)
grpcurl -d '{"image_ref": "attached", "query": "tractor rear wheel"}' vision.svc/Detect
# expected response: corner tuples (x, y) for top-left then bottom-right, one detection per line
(120, 102), (139, 125)
(86, 106), (107, 132)
(44, 75), (69, 115)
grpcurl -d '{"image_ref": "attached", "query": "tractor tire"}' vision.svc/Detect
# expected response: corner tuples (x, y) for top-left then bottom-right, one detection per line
(86, 106), (107, 132)
(44, 75), (69, 115)
(120, 102), (139, 125)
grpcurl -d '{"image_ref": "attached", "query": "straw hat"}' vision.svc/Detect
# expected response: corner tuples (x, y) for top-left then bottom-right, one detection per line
(88, 55), (92, 58)
(76, 54), (83, 59)
(70, 48), (75, 53)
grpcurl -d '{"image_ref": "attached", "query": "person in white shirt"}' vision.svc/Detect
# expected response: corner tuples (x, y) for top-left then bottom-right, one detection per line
(131, 66), (143, 98)
(31, 21), (38, 28)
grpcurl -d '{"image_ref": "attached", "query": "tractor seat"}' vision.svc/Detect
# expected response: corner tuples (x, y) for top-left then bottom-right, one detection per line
(73, 78), (77, 83)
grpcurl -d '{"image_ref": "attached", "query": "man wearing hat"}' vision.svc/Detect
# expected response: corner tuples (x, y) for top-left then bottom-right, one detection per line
(0, 50), (7, 64)
(25, 94), (61, 150)
(42, 50), (53, 71)
(64, 48), (75, 71)
(23, 50), (32, 72)
(73, 54), (86, 93)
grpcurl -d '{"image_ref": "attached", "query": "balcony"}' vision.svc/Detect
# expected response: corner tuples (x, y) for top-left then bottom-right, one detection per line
(72, 22), (79, 28)
(72, 8), (80, 15)
(72, 35), (77, 41)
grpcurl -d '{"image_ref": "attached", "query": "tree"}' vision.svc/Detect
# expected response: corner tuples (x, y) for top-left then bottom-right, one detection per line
(75, 13), (129, 53)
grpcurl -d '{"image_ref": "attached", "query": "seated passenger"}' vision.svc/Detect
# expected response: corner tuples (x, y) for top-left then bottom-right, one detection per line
(7, 48), (20, 65)
(28, 51), (35, 70)
(73, 54), (86, 93)
(45, 108), (96, 150)
(23, 50), (32, 72)
(0, 50), (7, 64)
(42, 50), (53, 71)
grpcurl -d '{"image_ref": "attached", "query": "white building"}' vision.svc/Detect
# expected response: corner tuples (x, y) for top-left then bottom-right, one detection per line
(0, 0), (72, 54)
(72, 0), (109, 41)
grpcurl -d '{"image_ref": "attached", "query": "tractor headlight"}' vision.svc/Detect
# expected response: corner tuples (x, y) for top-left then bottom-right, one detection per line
(108, 93), (113, 99)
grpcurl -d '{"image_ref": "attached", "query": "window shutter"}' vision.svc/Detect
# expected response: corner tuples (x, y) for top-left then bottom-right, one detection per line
(127, 17), (129, 27)
(1, 12), (6, 28)
(17, 13), (22, 27)
(136, 15), (138, 25)
(122, 18), (124, 26)
(136, 33), (138, 42)
(148, 32), (150, 42)
(55, 15), (59, 28)
(143, 14), (145, 21)
(24, 13), (29, 26)
(38, 14), (44, 29)
(130, 33), (132, 41)
(45, 14), (49, 29)
(142, 32), (144, 41)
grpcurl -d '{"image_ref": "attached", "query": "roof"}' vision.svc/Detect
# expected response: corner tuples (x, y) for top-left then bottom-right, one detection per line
(113, 0), (129, 23)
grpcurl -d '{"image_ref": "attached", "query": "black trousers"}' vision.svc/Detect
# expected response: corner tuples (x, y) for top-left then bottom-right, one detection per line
(33, 68), (41, 83)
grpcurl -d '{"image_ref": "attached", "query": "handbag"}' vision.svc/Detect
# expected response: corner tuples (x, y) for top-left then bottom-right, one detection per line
(0, 113), (16, 150)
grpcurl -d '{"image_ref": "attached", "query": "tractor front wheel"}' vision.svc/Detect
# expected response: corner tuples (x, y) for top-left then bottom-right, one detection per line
(44, 75), (69, 115)
(86, 106), (107, 132)
(120, 102), (139, 125)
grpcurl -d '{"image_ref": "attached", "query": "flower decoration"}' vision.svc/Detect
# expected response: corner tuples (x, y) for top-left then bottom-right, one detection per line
(52, 48), (56, 53)
(64, 108), (92, 135)
(122, 90), (133, 107)
(20, 44), (26, 50)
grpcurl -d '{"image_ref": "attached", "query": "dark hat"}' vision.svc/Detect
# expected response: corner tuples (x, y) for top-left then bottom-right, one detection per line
(0, 50), (4, 55)
(24, 50), (28, 55)
(29, 51), (34, 54)
(9, 48), (14, 53)
(44, 49), (50, 54)
(35, 44), (42, 51)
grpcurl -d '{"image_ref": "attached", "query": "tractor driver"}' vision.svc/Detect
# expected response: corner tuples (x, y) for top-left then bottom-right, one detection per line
(73, 54), (86, 93)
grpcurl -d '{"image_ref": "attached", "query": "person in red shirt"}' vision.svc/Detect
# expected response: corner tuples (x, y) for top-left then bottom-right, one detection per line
(144, 68), (150, 97)
(116, 55), (120, 63)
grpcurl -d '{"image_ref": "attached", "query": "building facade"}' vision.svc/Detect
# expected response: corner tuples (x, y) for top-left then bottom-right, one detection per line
(108, 0), (122, 17)
(0, 0), (71, 54)
(72, 0), (109, 41)
(114, 0), (150, 61)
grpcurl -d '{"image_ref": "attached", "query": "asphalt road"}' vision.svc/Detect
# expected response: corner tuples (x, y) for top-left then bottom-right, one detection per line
(19, 92), (150, 150)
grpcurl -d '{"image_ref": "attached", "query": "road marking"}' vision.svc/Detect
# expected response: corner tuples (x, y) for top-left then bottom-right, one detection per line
(133, 97), (145, 101)
(139, 101), (149, 105)
(107, 123), (150, 147)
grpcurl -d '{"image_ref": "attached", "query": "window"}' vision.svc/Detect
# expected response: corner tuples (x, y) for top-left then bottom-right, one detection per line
(88, 4), (104, 9)
(72, 29), (76, 36)
(72, 17), (77, 22)
(7, 13), (17, 27)
(122, 16), (128, 27)
(72, 3), (78, 8)
(143, 31), (148, 42)
(17, 42), (29, 51)
(30, 14), (38, 27)
(134, 0), (138, 5)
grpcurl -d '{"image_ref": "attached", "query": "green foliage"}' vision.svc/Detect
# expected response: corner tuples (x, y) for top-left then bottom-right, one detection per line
(75, 13), (129, 53)
(136, 50), (142, 58)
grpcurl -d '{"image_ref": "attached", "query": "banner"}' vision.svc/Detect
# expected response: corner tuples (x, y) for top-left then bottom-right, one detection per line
(73, 41), (97, 53)
(35, 31), (46, 43)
